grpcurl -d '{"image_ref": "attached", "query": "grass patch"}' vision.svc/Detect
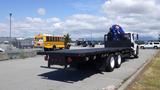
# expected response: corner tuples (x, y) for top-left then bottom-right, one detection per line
(127, 51), (160, 90)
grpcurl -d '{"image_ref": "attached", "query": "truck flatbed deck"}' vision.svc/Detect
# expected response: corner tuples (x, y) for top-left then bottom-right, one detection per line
(37, 47), (131, 57)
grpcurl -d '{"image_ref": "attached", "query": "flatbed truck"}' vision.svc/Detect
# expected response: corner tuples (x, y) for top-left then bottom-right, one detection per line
(38, 33), (139, 72)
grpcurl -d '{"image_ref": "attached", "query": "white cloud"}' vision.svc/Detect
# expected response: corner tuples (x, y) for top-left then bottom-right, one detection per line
(37, 8), (46, 16)
(26, 17), (45, 24)
(0, 23), (7, 31)
(47, 17), (61, 23)
(53, 14), (110, 38)
(101, 0), (160, 39)
(102, 0), (158, 15)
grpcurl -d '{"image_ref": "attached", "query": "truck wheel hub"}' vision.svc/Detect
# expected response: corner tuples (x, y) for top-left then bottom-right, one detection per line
(110, 57), (115, 68)
(118, 55), (121, 65)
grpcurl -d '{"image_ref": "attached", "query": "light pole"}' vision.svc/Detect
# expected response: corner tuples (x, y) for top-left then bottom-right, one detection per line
(158, 34), (160, 41)
(91, 32), (92, 42)
(9, 13), (12, 49)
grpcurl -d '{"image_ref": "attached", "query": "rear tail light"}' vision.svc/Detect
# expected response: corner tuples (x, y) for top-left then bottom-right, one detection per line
(67, 57), (72, 63)
(44, 55), (48, 61)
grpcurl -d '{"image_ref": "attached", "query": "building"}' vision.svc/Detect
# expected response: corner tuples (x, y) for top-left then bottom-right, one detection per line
(18, 38), (34, 48)
(0, 37), (34, 49)
(0, 37), (17, 43)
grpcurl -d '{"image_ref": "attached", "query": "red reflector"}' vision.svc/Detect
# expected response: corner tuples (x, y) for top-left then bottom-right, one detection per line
(44, 55), (48, 61)
(67, 57), (72, 63)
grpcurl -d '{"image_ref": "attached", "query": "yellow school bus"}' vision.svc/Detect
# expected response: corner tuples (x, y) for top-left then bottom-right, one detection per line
(43, 35), (65, 51)
(34, 34), (65, 51)
(34, 34), (44, 48)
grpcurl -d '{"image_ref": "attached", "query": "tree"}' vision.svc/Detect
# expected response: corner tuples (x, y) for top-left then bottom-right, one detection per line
(64, 33), (71, 49)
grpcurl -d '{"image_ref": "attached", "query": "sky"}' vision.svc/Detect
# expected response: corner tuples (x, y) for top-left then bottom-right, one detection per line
(0, 0), (160, 40)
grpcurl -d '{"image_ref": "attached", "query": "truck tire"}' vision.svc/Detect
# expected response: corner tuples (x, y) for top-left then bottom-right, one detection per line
(105, 55), (115, 72)
(115, 54), (122, 68)
(134, 47), (139, 58)
(44, 48), (48, 51)
(52, 46), (56, 51)
(48, 58), (51, 68)
(48, 62), (51, 68)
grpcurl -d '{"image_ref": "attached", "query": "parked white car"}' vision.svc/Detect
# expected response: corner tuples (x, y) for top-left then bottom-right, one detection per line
(0, 48), (5, 52)
(139, 42), (160, 49)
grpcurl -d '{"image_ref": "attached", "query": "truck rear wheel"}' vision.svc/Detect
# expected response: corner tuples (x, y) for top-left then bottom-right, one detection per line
(134, 47), (139, 58)
(52, 46), (56, 51)
(105, 55), (115, 72)
(44, 48), (48, 51)
(48, 57), (51, 68)
(48, 61), (51, 68)
(115, 54), (122, 68)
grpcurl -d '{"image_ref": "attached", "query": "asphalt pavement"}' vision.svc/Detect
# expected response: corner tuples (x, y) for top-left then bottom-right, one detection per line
(0, 49), (158, 90)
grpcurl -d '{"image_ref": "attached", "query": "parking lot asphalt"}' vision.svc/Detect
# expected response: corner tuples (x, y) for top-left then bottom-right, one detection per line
(0, 49), (158, 90)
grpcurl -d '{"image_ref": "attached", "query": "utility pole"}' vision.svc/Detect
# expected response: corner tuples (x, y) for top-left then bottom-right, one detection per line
(9, 13), (12, 49)
(91, 32), (92, 42)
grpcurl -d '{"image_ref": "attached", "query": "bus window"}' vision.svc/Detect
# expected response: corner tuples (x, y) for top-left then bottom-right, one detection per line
(52, 37), (54, 41)
(62, 38), (64, 41)
(55, 37), (57, 41)
(35, 37), (43, 41)
(154, 42), (159, 44)
(57, 37), (59, 41)
(60, 37), (64, 41)
(39, 38), (43, 42)
(46, 36), (49, 41)
(49, 36), (52, 41)
(50, 37), (52, 41)
(53, 37), (55, 41)
(59, 37), (61, 41)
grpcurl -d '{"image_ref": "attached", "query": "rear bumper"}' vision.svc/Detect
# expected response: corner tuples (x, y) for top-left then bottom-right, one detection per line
(46, 54), (84, 66)
(44, 45), (65, 49)
(34, 46), (43, 48)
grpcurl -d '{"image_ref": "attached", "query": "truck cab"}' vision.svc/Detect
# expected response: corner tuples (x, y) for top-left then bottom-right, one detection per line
(104, 33), (139, 58)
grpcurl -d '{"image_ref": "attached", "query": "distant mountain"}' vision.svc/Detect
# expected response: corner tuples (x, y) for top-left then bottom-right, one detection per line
(139, 36), (157, 41)
(80, 36), (158, 42)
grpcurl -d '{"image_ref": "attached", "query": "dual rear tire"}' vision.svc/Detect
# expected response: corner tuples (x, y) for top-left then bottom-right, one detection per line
(115, 54), (122, 68)
(105, 54), (122, 72)
(133, 47), (139, 58)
